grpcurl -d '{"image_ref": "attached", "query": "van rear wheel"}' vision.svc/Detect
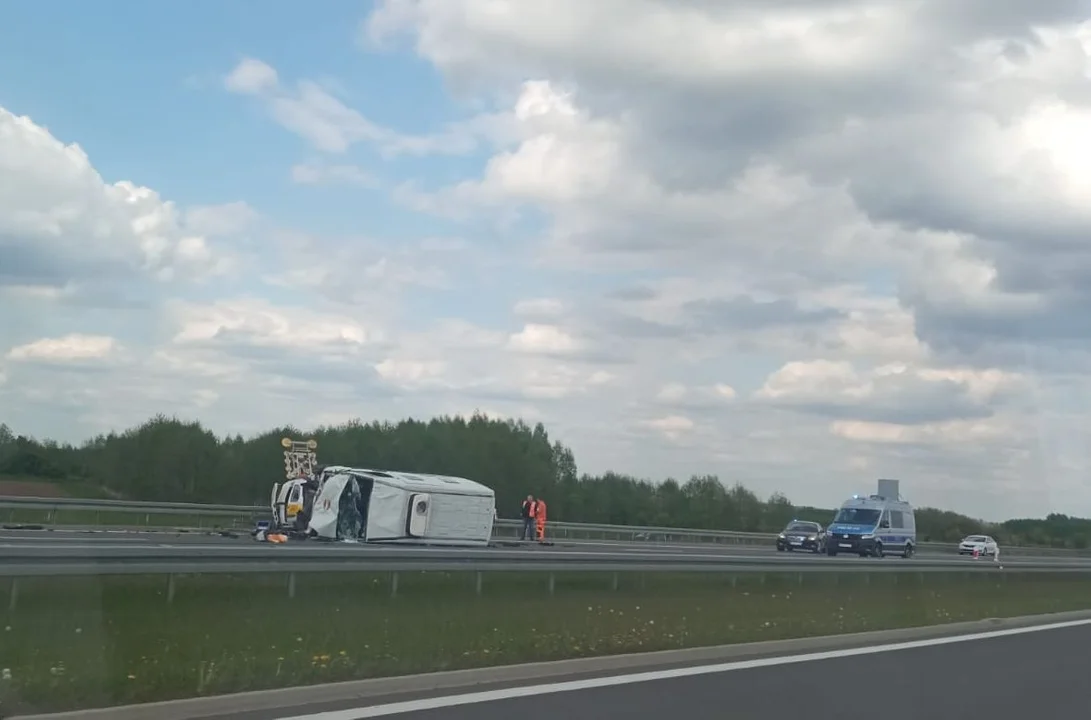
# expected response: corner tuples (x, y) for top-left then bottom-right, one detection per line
(902, 543), (914, 558)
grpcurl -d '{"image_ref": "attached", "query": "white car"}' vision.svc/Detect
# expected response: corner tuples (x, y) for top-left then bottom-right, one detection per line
(958, 534), (999, 557)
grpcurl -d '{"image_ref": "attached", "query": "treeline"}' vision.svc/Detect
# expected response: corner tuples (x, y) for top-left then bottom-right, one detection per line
(1, 415), (1088, 548)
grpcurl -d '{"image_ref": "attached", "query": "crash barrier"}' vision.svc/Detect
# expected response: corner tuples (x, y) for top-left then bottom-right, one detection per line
(0, 547), (1075, 608)
(2, 495), (1089, 557)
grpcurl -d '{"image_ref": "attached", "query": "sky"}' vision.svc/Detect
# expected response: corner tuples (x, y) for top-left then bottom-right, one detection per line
(1, 0), (1091, 521)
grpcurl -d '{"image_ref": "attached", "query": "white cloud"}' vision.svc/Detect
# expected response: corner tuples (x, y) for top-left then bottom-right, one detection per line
(224, 57), (279, 94)
(0, 108), (233, 294)
(353, 0), (1091, 518)
(642, 415), (696, 441)
(8, 1), (1091, 521)
(291, 162), (377, 187)
(184, 202), (259, 237)
(7, 335), (119, 363)
(223, 57), (512, 156)
(507, 324), (581, 355)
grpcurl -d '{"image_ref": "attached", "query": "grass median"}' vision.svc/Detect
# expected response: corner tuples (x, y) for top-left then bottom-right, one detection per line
(2, 569), (1091, 714)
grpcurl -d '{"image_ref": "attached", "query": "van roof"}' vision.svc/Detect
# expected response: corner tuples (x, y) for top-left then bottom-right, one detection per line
(839, 494), (913, 510)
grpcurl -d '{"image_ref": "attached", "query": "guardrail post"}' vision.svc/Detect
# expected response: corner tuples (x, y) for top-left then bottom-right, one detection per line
(167, 574), (176, 604)
(288, 572), (296, 599)
(391, 572), (399, 598)
(475, 572), (483, 596)
(612, 572), (619, 591)
(548, 573), (555, 596)
(8, 579), (18, 611)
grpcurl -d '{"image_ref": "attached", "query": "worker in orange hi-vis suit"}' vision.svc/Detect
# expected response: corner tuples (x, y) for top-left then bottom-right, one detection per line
(535, 498), (547, 542)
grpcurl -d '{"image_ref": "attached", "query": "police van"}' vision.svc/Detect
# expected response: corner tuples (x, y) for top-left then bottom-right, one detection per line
(826, 479), (916, 558)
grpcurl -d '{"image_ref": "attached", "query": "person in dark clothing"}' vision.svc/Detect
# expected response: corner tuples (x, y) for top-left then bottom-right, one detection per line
(520, 495), (537, 540)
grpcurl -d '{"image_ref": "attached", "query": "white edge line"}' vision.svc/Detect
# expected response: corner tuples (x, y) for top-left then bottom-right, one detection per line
(274, 618), (1091, 720)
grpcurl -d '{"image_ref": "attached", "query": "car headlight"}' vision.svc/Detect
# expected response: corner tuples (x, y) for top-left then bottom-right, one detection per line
(778, 533), (785, 539)
(808, 535), (817, 541)
(861, 534), (874, 540)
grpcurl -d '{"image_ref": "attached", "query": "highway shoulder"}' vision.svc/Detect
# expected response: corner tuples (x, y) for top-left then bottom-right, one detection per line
(11, 609), (1091, 720)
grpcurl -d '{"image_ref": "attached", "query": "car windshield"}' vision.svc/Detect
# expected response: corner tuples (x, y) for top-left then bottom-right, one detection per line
(966, 536), (986, 542)
(786, 523), (817, 532)
(833, 508), (881, 525)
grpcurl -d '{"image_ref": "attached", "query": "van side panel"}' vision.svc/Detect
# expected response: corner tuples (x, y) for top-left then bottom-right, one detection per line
(878, 503), (916, 547)
(423, 493), (494, 543)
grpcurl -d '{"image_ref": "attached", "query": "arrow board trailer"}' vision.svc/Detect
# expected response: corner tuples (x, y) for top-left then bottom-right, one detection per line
(307, 466), (496, 547)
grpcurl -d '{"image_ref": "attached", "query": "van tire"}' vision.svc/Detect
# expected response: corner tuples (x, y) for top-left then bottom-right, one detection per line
(902, 543), (914, 558)
(872, 542), (884, 558)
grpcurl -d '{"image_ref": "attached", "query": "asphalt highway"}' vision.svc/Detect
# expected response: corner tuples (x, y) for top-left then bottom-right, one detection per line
(193, 619), (1090, 720)
(0, 527), (1085, 568)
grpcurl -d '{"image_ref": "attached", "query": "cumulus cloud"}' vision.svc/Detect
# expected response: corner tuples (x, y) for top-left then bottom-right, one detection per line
(0, 108), (233, 295)
(355, 0), (1091, 517)
(6, 1), (1091, 520)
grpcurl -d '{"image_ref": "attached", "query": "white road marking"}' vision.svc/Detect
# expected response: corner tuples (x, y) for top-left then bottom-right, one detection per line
(273, 618), (1091, 719)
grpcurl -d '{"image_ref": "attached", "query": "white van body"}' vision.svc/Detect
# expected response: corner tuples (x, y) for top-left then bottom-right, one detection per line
(827, 479), (916, 558)
(308, 466), (495, 547)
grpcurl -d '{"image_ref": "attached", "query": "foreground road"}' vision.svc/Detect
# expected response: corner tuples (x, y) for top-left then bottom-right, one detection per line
(260, 620), (1091, 720)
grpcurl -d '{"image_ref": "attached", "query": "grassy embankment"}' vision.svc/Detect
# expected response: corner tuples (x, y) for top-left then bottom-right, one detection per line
(2, 570), (1091, 714)
(0, 477), (253, 530)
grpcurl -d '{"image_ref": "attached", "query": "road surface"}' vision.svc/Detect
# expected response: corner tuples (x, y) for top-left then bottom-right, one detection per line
(0, 527), (1082, 567)
(239, 619), (1088, 719)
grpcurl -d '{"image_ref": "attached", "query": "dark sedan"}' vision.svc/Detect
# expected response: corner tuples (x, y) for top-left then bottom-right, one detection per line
(776, 521), (826, 553)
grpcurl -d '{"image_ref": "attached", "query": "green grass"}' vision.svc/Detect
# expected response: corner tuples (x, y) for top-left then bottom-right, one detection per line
(2, 570), (1091, 714)
(0, 476), (114, 501)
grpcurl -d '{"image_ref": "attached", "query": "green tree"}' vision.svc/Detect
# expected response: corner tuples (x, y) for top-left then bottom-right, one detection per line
(0, 413), (1086, 547)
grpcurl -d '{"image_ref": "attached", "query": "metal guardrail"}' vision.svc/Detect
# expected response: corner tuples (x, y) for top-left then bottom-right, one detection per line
(0, 496), (259, 517)
(2, 495), (1087, 557)
(0, 544), (1073, 578)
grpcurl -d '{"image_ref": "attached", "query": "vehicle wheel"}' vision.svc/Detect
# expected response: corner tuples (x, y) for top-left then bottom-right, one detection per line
(902, 543), (914, 558)
(777, 546), (785, 552)
(873, 543), (884, 558)
(812, 544), (821, 554)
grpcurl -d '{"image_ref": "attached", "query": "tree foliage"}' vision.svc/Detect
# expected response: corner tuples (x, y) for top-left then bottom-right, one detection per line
(0, 415), (1084, 547)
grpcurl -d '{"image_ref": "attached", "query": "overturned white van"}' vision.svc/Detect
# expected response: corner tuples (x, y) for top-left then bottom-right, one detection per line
(307, 466), (495, 547)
